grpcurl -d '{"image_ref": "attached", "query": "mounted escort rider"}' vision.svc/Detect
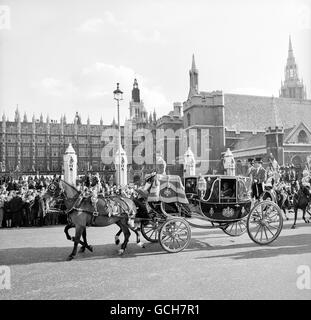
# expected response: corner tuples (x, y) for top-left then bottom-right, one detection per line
(75, 173), (101, 215)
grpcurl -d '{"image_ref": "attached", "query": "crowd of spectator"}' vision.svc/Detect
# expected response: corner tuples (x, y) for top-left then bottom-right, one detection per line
(0, 173), (141, 229)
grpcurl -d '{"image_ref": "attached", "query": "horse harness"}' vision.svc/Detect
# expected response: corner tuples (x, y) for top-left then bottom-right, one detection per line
(64, 191), (133, 225)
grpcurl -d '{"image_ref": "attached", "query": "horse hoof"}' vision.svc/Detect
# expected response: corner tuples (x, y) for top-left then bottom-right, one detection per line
(67, 255), (74, 261)
(118, 249), (125, 255)
(115, 239), (120, 246)
(291, 225), (296, 229)
(78, 247), (85, 253)
(137, 242), (145, 249)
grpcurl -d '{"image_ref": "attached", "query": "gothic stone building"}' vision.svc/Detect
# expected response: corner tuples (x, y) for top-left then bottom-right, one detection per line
(1, 37), (310, 181)
(183, 37), (311, 176)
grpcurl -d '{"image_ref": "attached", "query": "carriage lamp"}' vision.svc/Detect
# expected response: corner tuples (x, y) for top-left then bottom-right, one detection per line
(198, 175), (207, 199)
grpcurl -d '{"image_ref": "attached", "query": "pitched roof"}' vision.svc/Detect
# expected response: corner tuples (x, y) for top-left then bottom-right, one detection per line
(231, 132), (266, 150)
(224, 93), (311, 131)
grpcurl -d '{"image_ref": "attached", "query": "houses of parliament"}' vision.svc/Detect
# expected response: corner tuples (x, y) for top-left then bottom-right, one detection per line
(1, 37), (310, 182)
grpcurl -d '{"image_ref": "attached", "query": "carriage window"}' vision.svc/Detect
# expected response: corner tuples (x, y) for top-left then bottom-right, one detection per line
(220, 179), (236, 203)
(205, 178), (219, 202)
(185, 178), (197, 194)
(202, 177), (217, 201)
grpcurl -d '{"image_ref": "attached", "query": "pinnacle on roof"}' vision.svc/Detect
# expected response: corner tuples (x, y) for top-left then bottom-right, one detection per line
(289, 35), (293, 52)
(287, 35), (295, 61)
(191, 54), (197, 71)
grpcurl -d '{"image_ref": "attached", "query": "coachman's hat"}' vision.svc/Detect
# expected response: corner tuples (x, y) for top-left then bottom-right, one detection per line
(255, 157), (263, 163)
(248, 158), (255, 164)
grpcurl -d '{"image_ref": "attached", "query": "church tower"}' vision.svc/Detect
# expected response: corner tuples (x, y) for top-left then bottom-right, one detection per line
(279, 36), (307, 99)
(183, 55), (225, 174)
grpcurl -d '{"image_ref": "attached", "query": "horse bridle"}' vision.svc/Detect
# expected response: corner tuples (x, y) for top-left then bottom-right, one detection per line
(47, 181), (67, 202)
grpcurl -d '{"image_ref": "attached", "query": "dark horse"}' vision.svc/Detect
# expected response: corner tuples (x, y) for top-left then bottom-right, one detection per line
(43, 180), (144, 260)
(275, 186), (292, 221)
(291, 185), (311, 229)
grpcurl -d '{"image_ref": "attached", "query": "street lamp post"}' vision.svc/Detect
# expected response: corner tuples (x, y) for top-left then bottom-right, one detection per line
(113, 83), (123, 186)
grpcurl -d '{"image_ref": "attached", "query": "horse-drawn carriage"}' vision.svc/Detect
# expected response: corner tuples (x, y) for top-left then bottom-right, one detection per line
(139, 174), (284, 252)
(44, 173), (284, 260)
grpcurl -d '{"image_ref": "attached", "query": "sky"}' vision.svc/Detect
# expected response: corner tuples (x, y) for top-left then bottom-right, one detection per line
(0, 0), (310, 125)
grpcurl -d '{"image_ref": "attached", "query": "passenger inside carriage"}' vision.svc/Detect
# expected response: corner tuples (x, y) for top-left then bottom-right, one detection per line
(220, 180), (236, 202)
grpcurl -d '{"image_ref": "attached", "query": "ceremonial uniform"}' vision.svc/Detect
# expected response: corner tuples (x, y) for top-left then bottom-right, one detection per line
(289, 166), (298, 193)
(248, 158), (266, 200)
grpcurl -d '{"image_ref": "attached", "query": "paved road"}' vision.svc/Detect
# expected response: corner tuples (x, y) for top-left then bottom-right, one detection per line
(0, 217), (311, 300)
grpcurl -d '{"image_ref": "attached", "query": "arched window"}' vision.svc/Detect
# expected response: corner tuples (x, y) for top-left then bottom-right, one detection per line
(187, 113), (191, 127)
(298, 130), (308, 144)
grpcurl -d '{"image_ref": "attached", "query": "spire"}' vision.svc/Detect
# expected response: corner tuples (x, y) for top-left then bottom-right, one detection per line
(188, 54), (199, 98)
(191, 54), (197, 71)
(279, 36), (306, 99)
(14, 106), (20, 122)
(40, 113), (43, 123)
(287, 35), (295, 61)
(153, 109), (157, 122)
(46, 114), (50, 124)
(100, 117), (103, 125)
(87, 115), (90, 125)
(23, 112), (27, 123)
(32, 113), (35, 122)
(2, 113), (6, 122)
(288, 35), (293, 53)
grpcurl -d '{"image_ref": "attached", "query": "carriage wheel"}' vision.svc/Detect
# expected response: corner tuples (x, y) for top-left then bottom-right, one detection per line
(222, 218), (247, 237)
(141, 220), (162, 243)
(247, 200), (283, 245)
(159, 218), (191, 253)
